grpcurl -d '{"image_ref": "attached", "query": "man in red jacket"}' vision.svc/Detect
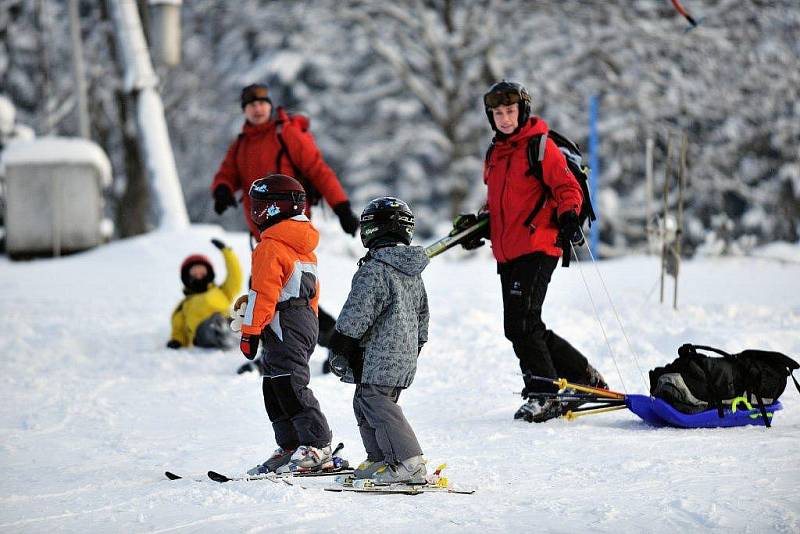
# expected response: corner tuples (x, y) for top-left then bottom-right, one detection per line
(474, 80), (607, 423)
(211, 83), (358, 238)
(212, 83), (358, 372)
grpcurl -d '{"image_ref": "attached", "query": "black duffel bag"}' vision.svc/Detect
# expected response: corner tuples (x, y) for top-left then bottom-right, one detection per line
(649, 344), (799, 427)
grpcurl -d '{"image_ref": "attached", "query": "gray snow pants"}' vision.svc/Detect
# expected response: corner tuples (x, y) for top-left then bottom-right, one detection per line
(260, 307), (332, 450)
(353, 384), (422, 465)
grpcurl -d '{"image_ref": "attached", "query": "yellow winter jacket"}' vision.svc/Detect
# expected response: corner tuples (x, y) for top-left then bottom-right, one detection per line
(170, 247), (242, 347)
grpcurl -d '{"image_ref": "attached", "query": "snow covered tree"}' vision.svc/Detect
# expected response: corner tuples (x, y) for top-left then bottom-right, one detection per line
(2, 0), (798, 250)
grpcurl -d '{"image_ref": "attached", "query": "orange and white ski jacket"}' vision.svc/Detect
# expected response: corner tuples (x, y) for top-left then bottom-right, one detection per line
(241, 216), (320, 339)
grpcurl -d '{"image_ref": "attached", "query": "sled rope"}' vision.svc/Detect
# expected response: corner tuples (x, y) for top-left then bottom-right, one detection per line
(570, 241), (629, 394)
(573, 231), (650, 392)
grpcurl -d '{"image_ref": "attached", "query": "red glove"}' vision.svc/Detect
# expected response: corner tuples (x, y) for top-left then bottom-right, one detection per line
(240, 333), (260, 360)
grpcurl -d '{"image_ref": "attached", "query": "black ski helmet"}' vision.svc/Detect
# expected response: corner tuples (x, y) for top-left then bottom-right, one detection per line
(249, 174), (306, 231)
(360, 197), (415, 248)
(483, 80), (531, 133)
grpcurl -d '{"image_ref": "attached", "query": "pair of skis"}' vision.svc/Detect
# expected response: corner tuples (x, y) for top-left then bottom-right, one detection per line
(164, 466), (352, 484)
(166, 462), (474, 495)
(166, 442), (352, 483)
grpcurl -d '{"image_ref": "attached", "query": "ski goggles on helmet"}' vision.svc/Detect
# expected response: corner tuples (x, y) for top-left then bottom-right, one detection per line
(241, 84), (271, 109)
(483, 89), (522, 109)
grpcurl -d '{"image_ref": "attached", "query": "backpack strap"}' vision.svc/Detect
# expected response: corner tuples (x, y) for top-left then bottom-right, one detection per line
(685, 344), (733, 358)
(522, 134), (551, 232)
(791, 371), (800, 395)
(484, 141), (496, 165)
(754, 391), (771, 428)
(275, 120), (301, 179)
(525, 133), (548, 181)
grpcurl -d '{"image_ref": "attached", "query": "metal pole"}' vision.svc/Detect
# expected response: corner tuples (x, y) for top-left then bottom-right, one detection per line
(588, 94), (600, 259)
(69, 0), (90, 138)
(660, 137), (673, 305)
(53, 174), (61, 257)
(674, 132), (688, 310)
(645, 137), (654, 253)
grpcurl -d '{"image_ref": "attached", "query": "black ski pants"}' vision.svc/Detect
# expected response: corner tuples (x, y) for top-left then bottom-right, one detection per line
(259, 306), (332, 450)
(499, 253), (589, 395)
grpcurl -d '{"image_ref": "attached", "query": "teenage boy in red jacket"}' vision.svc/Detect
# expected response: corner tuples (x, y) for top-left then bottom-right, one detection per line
(471, 81), (607, 423)
(212, 83), (358, 370)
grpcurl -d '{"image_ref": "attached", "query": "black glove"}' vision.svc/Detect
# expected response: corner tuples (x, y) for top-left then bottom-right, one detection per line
(236, 362), (255, 374)
(166, 339), (181, 349)
(213, 185), (237, 215)
(329, 330), (364, 382)
(557, 210), (582, 267)
(211, 238), (226, 250)
(333, 201), (359, 236)
(240, 333), (260, 360)
(327, 350), (349, 378)
(557, 211), (582, 246)
(451, 213), (490, 250)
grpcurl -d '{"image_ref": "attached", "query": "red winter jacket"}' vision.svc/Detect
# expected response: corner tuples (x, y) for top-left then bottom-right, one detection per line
(211, 108), (349, 238)
(483, 117), (583, 263)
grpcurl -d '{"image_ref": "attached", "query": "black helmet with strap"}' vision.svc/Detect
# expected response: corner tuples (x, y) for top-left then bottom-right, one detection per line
(483, 80), (532, 133)
(360, 197), (415, 248)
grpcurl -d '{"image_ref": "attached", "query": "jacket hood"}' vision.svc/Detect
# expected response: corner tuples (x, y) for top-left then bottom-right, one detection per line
(260, 216), (319, 255)
(369, 245), (429, 276)
(492, 116), (548, 152)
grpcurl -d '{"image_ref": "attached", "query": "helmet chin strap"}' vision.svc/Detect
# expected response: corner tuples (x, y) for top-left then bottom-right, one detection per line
(256, 212), (292, 232)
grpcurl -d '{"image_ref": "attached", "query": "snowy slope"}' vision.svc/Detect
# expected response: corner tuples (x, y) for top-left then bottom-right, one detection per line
(1, 218), (799, 533)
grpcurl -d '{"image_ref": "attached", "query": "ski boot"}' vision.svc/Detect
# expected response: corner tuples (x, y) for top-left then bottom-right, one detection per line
(276, 444), (333, 474)
(247, 446), (295, 475)
(353, 459), (386, 479)
(582, 363), (608, 390)
(371, 455), (427, 485)
(514, 396), (564, 423)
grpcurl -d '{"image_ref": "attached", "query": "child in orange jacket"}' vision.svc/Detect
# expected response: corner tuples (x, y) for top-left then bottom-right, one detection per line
(237, 174), (333, 475)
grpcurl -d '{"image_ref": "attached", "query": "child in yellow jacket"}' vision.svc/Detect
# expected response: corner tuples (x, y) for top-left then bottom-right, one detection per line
(167, 238), (242, 349)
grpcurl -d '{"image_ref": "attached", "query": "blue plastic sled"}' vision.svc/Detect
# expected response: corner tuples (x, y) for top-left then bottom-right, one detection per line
(625, 394), (782, 428)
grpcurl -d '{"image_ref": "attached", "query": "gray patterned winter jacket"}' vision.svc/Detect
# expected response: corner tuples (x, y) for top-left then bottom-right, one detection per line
(335, 245), (430, 388)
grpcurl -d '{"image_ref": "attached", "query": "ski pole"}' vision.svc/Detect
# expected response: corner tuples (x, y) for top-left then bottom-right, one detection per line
(566, 400), (627, 412)
(564, 404), (627, 421)
(531, 392), (627, 405)
(527, 374), (626, 400)
(554, 378), (626, 400)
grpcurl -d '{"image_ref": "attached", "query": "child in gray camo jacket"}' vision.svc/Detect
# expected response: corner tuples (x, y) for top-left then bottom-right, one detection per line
(329, 197), (430, 485)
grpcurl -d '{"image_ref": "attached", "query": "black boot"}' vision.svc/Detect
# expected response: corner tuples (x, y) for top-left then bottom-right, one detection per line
(581, 364), (608, 390)
(514, 396), (564, 423)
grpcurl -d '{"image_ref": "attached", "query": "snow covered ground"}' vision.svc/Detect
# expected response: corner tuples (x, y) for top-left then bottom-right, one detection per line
(1, 217), (799, 533)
